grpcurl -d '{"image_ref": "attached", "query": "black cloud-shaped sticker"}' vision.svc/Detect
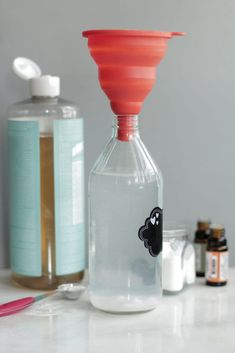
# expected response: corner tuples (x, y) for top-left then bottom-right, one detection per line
(138, 207), (163, 257)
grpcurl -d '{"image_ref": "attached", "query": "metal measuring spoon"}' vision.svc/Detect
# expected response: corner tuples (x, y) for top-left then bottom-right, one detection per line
(0, 283), (86, 317)
(57, 283), (86, 300)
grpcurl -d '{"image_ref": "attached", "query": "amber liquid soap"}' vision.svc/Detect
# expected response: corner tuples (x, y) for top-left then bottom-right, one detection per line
(12, 135), (84, 290)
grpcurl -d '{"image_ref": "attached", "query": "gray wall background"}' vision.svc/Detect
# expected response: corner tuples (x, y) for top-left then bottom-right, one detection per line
(0, 0), (235, 267)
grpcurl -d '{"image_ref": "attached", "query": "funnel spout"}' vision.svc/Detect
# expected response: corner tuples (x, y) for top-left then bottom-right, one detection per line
(115, 115), (139, 142)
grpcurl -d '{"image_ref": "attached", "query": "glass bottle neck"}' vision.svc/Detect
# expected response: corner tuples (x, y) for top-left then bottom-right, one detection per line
(31, 96), (59, 102)
(113, 115), (140, 141)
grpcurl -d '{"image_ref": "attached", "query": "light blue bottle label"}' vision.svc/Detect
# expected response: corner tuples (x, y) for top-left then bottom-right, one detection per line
(53, 119), (85, 275)
(8, 121), (41, 276)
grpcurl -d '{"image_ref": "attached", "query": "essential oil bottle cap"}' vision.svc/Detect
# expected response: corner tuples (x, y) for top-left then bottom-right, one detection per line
(197, 220), (211, 231)
(207, 224), (227, 250)
(13, 57), (60, 97)
(210, 224), (225, 239)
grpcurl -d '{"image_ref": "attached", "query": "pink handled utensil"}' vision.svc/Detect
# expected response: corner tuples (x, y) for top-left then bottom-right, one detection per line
(0, 292), (53, 317)
(0, 283), (86, 317)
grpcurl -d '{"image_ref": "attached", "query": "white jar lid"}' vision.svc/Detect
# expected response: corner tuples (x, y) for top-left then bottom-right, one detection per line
(163, 227), (188, 239)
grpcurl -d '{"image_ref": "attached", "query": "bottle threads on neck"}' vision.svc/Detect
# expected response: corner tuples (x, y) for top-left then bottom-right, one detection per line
(115, 115), (139, 142)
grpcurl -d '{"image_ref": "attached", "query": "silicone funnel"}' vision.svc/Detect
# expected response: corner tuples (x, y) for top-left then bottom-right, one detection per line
(83, 30), (183, 117)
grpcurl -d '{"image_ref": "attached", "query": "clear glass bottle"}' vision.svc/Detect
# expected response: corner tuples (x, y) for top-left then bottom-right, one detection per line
(89, 115), (163, 312)
(83, 29), (183, 313)
(8, 58), (85, 289)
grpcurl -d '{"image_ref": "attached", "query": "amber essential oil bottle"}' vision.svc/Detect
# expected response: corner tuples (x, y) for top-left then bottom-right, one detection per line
(194, 220), (211, 277)
(206, 225), (228, 286)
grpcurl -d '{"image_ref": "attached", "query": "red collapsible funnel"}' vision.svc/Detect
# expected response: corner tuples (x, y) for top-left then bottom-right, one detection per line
(83, 29), (184, 140)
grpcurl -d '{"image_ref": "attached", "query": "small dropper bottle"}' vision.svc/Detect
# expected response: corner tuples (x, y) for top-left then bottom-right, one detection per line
(206, 225), (229, 286)
(194, 220), (211, 277)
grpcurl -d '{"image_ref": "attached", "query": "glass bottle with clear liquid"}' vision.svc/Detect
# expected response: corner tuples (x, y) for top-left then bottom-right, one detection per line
(83, 29), (183, 312)
(89, 115), (163, 312)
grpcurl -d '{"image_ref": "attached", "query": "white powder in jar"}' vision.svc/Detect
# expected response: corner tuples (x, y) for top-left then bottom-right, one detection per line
(163, 228), (195, 293)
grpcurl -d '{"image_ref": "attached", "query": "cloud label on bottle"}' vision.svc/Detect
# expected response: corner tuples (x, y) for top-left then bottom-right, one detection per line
(138, 207), (163, 257)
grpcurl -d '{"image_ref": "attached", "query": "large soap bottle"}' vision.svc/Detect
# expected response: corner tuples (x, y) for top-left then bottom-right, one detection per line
(8, 58), (85, 289)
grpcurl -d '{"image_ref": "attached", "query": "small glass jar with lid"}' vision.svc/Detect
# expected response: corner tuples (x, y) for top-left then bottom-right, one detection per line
(163, 226), (195, 293)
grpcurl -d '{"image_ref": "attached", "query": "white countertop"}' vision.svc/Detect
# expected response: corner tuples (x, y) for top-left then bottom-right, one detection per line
(0, 269), (234, 353)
